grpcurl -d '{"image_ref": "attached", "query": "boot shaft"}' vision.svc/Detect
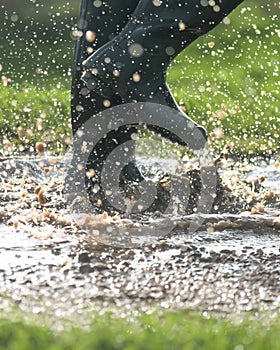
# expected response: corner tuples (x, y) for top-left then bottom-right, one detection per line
(72, 0), (140, 131)
(82, 0), (245, 100)
(73, 0), (140, 77)
(119, 0), (245, 68)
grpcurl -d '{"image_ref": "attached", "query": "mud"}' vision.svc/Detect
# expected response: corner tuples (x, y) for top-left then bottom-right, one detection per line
(0, 155), (279, 320)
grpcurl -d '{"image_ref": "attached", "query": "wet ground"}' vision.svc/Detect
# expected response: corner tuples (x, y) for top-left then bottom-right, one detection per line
(0, 155), (279, 320)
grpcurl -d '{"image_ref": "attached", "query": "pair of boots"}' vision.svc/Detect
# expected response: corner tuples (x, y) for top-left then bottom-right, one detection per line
(71, 0), (244, 213)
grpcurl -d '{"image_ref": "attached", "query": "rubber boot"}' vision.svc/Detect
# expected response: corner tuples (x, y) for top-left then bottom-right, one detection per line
(72, 0), (208, 148)
(71, 0), (140, 132)
(82, 0), (244, 146)
(70, 0), (204, 215)
(71, 0), (139, 159)
(71, 0), (147, 214)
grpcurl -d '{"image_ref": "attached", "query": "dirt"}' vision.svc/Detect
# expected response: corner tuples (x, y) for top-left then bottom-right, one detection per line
(0, 155), (279, 321)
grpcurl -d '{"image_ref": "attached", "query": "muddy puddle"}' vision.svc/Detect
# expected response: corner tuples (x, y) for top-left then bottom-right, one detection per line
(0, 155), (279, 319)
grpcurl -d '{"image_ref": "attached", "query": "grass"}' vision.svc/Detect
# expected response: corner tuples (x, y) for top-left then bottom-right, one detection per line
(0, 1), (279, 157)
(167, 3), (280, 155)
(1, 311), (280, 350)
(0, 83), (71, 155)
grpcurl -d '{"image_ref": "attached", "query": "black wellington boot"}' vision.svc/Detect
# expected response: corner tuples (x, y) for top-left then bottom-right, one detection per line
(71, 0), (140, 132)
(82, 0), (244, 146)
(71, 0), (144, 214)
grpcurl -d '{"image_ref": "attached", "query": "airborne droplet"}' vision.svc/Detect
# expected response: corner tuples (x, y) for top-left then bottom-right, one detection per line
(128, 43), (144, 58)
(85, 30), (96, 43)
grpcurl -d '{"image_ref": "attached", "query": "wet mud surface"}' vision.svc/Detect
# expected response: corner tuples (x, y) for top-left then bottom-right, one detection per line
(0, 155), (279, 319)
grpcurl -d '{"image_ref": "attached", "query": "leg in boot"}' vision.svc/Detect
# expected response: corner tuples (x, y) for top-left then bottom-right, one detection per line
(72, 0), (140, 132)
(71, 0), (142, 214)
(72, 0), (206, 142)
(82, 0), (244, 146)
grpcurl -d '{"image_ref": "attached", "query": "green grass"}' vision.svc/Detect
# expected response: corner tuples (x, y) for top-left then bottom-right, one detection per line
(1, 311), (280, 350)
(0, 1), (279, 156)
(0, 84), (71, 155)
(167, 4), (280, 155)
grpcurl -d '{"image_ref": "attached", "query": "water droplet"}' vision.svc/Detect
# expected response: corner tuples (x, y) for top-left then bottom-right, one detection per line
(103, 99), (111, 108)
(178, 22), (186, 31)
(213, 5), (220, 13)
(165, 46), (175, 56)
(152, 0), (162, 6)
(93, 0), (102, 8)
(128, 43), (144, 58)
(85, 30), (96, 43)
(208, 42), (215, 49)
(113, 69), (120, 77)
(132, 73), (141, 83)
(200, 0), (208, 7)
(76, 104), (84, 112)
(223, 17), (231, 25)
(11, 14), (19, 22)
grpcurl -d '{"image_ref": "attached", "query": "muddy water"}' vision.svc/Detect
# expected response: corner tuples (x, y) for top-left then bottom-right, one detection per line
(0, 155), (279, 319)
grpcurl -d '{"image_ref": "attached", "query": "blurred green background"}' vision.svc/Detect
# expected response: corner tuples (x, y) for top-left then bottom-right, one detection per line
(0, 0), (279, 155)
